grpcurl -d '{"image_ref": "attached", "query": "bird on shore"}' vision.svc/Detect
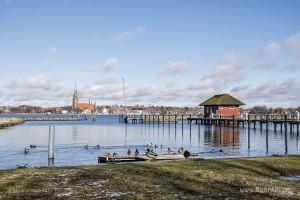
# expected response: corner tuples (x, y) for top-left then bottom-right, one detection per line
(24, 148), (29, 154)
(113, 152), (118, 157)
(167, 147), (176, 155)
(178, 147), (184, 154)
(104, 151), (111, 157)
(145, 149), (158, 159)
(127, 149), (132, 156)
(134, 149), (139, 156)
(183, 150), (191, 160)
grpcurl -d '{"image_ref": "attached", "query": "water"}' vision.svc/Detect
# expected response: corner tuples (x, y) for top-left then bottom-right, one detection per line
(0, 115), (299, 170)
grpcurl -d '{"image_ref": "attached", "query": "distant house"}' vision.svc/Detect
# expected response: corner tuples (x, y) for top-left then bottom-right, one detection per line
(199, 94), (245, 118)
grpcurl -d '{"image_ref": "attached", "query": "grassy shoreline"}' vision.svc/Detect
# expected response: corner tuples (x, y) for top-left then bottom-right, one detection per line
(0, 118), (25, 129)
(0, 156), (300, 199)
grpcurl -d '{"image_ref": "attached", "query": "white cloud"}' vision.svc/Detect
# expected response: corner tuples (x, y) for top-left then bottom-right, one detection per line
(251, 41), (279, 69)
(160, 61), (187, 76)
(114, 26), (145, 41)
(284, 31), (300, 63)
(103, 57), (118, 71)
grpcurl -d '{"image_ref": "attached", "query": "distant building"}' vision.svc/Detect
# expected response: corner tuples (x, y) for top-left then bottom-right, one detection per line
(199, 94), (245, 118)
(72, 84), (96, 113)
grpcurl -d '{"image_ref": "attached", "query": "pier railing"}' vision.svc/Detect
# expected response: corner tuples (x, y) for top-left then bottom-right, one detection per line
(122, 113), (300, 124)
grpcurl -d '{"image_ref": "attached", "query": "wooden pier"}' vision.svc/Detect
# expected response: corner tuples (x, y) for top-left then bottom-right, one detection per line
(98, 154), (197, 163)
(121, 113), (300, 132)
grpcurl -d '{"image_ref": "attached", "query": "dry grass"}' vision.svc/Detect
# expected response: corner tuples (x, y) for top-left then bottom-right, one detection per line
(0, 156), (300, 199)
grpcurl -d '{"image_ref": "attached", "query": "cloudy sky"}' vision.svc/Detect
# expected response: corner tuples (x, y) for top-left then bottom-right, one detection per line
(1, 0), (300, 108)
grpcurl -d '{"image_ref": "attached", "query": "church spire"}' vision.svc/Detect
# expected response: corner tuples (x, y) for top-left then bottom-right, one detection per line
(72, 83), (79, 111)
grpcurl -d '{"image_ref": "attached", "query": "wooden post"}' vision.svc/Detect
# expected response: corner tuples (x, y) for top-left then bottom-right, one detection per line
(48, 126), (55, 166)
(175, 115), (177, 129)
(163, 115), (165, 126)
(266, 114), (269, 131)
(248, 117), (250, 152)
(181, 114), (184, 129)
(266, 127), (269, 154)
(284, 114), (288, 154)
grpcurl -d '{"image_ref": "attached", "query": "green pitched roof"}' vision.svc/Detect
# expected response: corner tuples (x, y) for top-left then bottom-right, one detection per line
(199, 94), (245, 106)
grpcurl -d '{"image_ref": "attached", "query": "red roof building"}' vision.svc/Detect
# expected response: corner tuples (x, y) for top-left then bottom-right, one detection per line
(78, 103), (96, 111)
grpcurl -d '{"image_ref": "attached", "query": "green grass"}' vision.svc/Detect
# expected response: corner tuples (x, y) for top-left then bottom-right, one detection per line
(0, 156), (300, 199)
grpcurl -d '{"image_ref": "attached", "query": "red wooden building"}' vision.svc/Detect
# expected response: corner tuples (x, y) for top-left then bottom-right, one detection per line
(199, 94), (245, 118)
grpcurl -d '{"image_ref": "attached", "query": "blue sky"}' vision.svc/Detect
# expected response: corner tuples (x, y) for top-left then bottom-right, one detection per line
(0, 0), (300, 107)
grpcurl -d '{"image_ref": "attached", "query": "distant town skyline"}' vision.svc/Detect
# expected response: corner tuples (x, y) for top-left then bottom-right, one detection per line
(1, 0), (300, 108)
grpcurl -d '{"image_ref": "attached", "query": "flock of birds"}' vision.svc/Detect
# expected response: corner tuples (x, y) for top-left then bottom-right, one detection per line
(102, 143), (191, 160)
(20, 142), (192, 168)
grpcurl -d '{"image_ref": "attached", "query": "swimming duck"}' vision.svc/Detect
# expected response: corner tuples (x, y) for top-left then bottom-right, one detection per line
(24, 148), (30, 154)
(127, 149), (132, 156)
(134, 149), (139, 156)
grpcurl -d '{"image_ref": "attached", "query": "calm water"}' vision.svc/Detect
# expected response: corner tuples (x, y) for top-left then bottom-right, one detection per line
(0, 115), (299, 170)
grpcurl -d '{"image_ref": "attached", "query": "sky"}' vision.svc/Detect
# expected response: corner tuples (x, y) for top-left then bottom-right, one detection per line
(0, 0), (300, 108)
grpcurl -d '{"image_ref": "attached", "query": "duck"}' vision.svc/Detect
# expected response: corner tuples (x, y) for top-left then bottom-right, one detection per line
(145, 149), (158, 159)
(134, 149), (139, 156)
(147, 143), (153, 148)
(24, 148), (30, 154)
(113, 152), (118, 157)
(127, 149), (132, 156)
(167, 147), (176, 155)
(183, 150), (191, 160)
(178, 147), (185, 154)
(104, 151), (111, 157)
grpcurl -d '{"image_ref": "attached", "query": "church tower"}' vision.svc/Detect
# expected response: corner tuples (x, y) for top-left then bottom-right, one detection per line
(72, 84), (79, 110)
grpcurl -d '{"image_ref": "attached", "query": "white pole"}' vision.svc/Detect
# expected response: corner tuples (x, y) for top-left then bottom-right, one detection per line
(48, 126), (55, 159)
